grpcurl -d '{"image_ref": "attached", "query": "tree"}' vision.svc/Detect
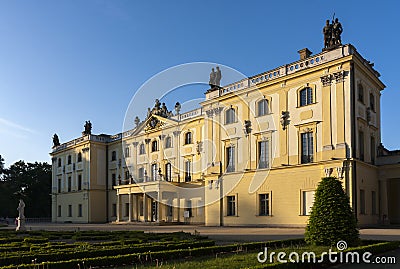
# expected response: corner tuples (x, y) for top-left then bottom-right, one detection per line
(0, 160), (51, 218)
(305, 177), (359, 246)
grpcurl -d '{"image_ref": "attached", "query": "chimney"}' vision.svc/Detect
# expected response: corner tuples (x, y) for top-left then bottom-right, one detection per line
(298, 48), (312, 60)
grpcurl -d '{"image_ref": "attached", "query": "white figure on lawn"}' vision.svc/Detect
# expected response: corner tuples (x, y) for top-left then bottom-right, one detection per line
(16, 199), (26, 231)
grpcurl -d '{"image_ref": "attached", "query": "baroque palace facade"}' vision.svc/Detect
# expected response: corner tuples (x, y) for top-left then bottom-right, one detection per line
(50, 36), (400, 226)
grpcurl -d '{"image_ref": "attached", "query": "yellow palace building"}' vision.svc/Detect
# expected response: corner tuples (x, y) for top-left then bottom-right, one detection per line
(50, 23), (400, 226)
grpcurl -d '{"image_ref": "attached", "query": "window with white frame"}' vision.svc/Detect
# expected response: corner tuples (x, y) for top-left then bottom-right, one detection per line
(257, 99), (269, 116)
(184, 160), (191, 182)
(301, 132), (313, 164)
(151, 140), (158, 152)
(302, 190), (315, 215)
(259, 193), (270, 216)
(139, 143), (146, 155)
(225, 108), (236, 124)
(184, 132), (192, 144)
(226, 146), (235, 172)
(125, 147), (130, 157)
(165, 136), (172, 148)
(227, 195), (236, 216)
(258, 140), (269, 169)
(165, 163), (172, 182)
(151, 163), (158, 181)
(299, 87), (313, 106)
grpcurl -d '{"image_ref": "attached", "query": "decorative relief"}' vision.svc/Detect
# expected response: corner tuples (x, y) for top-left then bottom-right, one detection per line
(333, 71), (345, 83)
(320, 74), (332, 87)
(300, 110), (313, 121)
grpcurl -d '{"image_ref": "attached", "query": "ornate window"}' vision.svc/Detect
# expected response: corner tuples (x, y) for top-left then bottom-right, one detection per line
(111, 151), (116, 161)
(77, 152), (82, 162)
(257, 99), (269, 116)
(151, 140), (158, 152)
(301, 132), (313, 163)
(67, 155), (72, 165)
(139, 143), (146, 155)
(184, 132), (192, 145)
(165, 136), (172, 148)
(225, 108), (236, 124)
(57, 158), (62, 167)
(299, 87), (313, 106)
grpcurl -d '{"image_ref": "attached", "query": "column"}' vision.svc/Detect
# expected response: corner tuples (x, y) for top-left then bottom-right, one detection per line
(157, 191), (161, 223)
(116, 194), (121, 222)
(143, 193), (148, 222)
(128, 193), (132, 222)
(132, 194), (137, 221)
(321, 75), (333, 152)
(379, 179), (390, 224)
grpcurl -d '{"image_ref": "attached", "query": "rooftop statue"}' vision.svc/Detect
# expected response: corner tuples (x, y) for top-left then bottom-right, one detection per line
(323, 17), (343, 51)
(52, 133), (60, 148)
(147, 99), (172, 119)
(83, 120), (92, 135)
(209, 66), (222, 89)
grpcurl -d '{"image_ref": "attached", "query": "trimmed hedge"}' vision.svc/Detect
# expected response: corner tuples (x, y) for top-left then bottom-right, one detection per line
(0, 240), (216, 266)
(0, 239), (305, 269)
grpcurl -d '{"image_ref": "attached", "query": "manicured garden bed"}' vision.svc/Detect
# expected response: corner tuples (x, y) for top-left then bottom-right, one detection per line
(0, 230), (398, 269)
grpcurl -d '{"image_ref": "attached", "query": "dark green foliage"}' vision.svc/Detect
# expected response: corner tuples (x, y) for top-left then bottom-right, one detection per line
(305, 177), (359, 246)
(0, 160), (51, 218)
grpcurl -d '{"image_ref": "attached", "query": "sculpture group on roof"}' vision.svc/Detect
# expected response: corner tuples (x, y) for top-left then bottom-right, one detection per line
(209, 66), (222, 89)
(147, 99), (173, 119)
(83, 120), (92, 135)
(323, 17), (343, 50)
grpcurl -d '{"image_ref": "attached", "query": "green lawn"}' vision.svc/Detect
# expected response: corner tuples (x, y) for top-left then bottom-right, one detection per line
(115, 246), (330, 269)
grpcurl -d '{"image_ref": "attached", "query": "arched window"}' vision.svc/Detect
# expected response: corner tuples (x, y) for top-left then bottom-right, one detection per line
(299, 87), (313, 107)
(57, 158), (62, 167)
(165, 136), (172, 148)
(257, 99), (269, 116)
(184, 132), (192, 145)
(225, 108), (236, 124)
(358, 83), (364, 102)
(151, 163), (158, 181)
(369, 93), (375, 111)
(139, 143), (146, 155)
(151, 140), (158, 152)
(111, 151), (116, 161)
(67, 155), (72, 165)
(77, 152), (82, 162)
(165, 163), (172, 181)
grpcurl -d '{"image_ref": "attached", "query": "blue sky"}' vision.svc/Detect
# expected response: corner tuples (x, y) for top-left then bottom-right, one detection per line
(0, 1), (399, 166)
